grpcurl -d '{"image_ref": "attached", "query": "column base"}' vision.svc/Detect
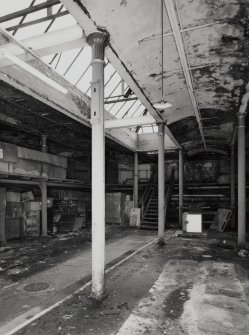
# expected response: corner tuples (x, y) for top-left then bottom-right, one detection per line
(90, 290), (107, 302)
(157, 237), (166, 247)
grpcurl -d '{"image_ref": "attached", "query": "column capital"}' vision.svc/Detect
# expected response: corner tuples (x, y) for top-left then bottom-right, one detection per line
(156, 121), (167, 126)
(87, 31), (109, 61)
(237, 112), (247, 127)
(157, 122), (166, 136)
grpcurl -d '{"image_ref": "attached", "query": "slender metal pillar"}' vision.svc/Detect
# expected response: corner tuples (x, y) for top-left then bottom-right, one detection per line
(158, 123), (165, 244)
(179, 149), (184, 228)
(133, 152), (139, 208)
(230, 144), (236, 229)
(41, 134), (48, 153)
(0, 187), (6, 244)
(88, 31), (109, 300)
(40, 134), (48, 236)
(40, 181), (47, 236)
(237, 112), (246, 247)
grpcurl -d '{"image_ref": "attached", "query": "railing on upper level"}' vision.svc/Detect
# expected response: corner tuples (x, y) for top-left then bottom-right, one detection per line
(139, 169), (157, 221)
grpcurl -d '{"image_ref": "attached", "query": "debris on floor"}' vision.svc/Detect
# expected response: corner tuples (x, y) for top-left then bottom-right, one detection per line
(11, 230), (249, 335)
(0, 225), (129, 282)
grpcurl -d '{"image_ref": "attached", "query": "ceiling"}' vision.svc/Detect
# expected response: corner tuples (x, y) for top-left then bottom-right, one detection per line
(69, 0), (249, 153)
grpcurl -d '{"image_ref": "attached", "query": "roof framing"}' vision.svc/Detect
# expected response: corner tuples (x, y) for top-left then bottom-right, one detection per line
(59, 0), (181, 149)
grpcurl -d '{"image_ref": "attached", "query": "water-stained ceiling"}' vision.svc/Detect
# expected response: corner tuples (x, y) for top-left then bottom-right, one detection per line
(69, 0), (249, 153)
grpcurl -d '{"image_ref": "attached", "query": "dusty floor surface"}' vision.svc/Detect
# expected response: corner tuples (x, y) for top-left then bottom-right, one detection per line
(0, 226), (130, 285)
(13, 230), (249, 335)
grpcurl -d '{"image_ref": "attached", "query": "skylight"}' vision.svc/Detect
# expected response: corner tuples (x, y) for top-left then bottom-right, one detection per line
(0, 0), (156, 133)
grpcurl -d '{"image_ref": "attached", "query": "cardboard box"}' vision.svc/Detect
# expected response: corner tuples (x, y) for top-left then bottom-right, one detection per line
(6, 202), (22, 218)
(130, 208), (141, 227)
(6, 192), (21, 203)
(24, 201), (41, 211)
(22, 191), (34, 201)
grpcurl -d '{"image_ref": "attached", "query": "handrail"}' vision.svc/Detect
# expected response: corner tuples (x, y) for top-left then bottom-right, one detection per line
(164, 168), (175, 219)
(139, 168), (157, 220)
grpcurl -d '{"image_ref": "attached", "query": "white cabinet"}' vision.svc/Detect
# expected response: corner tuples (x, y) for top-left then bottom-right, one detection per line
(183, 213), (202, 233)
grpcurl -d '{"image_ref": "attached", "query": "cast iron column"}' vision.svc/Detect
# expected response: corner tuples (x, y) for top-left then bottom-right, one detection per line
(88, 31), (109, 300)
(41, 134), (48, 153)
(158, 123), (165, 244)
(0, 188), (6, 244)
(230, 144), (236, 229)
(133, 152), (139, 208)
(40, 181), (47, 236)
(179, 149), (184, 228)
(237, 112), (246, 247)
(40, 134), (48, 236)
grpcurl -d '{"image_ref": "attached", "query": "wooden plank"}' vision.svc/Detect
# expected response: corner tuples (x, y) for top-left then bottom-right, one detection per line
(0, 187), (6, 243)
(0, 0), (60, 23)
(6, 11), (69, 31)
(218, 208), (232, 232)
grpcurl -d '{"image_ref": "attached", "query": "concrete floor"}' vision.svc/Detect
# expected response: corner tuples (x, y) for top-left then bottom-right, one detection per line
(0, 230), (157, 335)
(1, 230), (249, 335)
(117, 233), (249, 335)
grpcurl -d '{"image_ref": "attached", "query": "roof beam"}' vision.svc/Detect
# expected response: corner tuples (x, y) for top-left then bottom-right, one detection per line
(6, 11), (69, 32)
(59, 0), (181, 149)
(164, 0), (207, 150)
(105, 97), (137, 104)
(0, 0), (60, 23)
(0, 28), (138, 152)
(104, 115), (155, 130)
(0, 25), (87, 63)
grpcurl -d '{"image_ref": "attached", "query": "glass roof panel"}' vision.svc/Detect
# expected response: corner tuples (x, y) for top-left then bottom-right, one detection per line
(0, 0), (152, 131)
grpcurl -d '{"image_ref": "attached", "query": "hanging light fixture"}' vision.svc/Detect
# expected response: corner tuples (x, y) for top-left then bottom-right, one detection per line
(153, 0), (172, 110)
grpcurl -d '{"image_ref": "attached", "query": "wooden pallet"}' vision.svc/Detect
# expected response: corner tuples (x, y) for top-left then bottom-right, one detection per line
(217, 208), (233, 232)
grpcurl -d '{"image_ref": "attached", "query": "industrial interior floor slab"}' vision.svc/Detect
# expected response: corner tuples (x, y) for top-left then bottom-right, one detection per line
(10, 230), (249, 335)
(0, 229), (157, 335)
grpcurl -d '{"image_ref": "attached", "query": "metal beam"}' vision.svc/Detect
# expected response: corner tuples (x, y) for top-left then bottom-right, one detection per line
(12, 0), (37, 36)
(59, 0), (181, 149)
(104, 115), (155, 130)
(164, 0), (207, 150)
(0, 25), (86, 60)
(105, 97), (137, 104)
(0, 0), (60, 23)
(0, 29), (138, 152)
(6, 11), (69, 32)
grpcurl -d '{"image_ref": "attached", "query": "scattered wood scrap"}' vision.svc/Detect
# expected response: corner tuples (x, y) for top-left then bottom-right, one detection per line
(211, 208), (233, 232)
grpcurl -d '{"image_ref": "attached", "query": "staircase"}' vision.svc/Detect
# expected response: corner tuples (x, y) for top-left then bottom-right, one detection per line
(139, 169), (175, 230)
(140, 187), (158, 230)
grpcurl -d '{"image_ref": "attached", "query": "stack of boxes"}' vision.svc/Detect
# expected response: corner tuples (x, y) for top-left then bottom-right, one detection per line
(105, 193), (133, 225)
(6, 192), (22, 239)
(22, 191), (40, 237)
(5, 191), (53, 239)
(22, 192), (53, 236)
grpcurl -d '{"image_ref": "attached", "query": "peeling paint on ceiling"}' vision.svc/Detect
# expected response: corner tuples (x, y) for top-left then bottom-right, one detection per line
(76, 0), (249, 153)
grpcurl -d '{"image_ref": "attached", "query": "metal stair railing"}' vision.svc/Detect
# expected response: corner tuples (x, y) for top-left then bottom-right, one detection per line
(139, 169), (157, 222)
(164, 168), (175, 219)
